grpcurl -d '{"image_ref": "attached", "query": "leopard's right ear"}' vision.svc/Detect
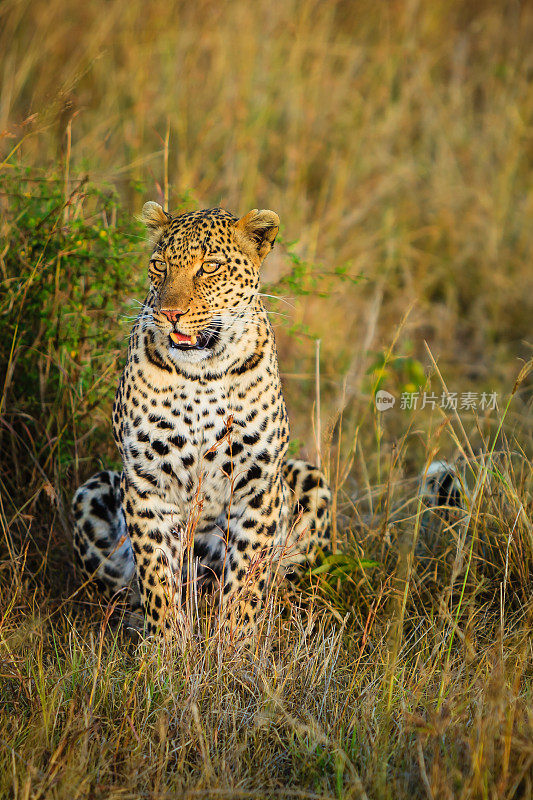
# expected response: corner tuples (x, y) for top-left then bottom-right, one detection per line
(140, 201), (171, 245)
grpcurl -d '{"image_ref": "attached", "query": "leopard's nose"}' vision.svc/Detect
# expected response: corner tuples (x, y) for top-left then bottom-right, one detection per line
(160, 308), (187, 323)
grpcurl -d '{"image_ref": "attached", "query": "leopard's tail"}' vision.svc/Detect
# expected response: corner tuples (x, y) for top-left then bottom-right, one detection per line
(72, 470), (140, 608)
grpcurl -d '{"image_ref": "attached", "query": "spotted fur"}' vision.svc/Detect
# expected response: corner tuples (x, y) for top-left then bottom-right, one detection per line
(72, 204), (331, 635)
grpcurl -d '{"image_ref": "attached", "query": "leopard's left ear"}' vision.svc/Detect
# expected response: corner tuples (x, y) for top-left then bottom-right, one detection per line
(140, 201), (172, 245)
(234, 209), (280, 261)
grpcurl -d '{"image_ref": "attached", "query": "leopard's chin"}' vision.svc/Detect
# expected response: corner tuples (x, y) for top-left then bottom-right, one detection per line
(168, 319), (221, 352)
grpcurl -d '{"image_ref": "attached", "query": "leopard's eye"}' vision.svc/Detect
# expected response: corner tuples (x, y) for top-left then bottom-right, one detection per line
(149, 258), (167, 283)
(197, 260), (223, 277)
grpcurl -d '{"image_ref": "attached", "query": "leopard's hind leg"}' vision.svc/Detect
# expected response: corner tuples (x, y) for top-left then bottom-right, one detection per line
(72, 470), (140, 610)
(282, 459), (331, 567)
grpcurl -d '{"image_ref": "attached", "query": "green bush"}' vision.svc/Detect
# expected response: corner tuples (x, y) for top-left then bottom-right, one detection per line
(0, 168), (148, 522)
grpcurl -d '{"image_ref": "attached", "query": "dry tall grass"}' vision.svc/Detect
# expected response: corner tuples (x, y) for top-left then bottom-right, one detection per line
(1, 0), (532, 797)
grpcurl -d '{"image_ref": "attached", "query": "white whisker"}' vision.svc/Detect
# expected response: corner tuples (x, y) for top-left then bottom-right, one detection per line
(258, 293), (296, 310)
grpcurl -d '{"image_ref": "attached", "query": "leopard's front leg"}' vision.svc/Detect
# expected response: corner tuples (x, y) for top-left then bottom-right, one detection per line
(218, 472), (290, 633)
(122, 476), (185, 635)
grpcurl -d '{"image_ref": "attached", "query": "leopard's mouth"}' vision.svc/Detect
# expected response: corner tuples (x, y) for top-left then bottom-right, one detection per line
(168, 319), (221, 351)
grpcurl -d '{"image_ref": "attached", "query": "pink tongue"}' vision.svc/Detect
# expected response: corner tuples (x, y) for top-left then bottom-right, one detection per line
(170, 331), (193, 344)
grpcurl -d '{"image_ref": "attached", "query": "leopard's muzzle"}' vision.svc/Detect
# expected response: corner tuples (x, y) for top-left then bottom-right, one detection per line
(168, 318), (222, 351)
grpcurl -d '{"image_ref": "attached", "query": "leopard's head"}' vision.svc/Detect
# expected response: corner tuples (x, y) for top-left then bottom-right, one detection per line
(141, 202), (279, 354)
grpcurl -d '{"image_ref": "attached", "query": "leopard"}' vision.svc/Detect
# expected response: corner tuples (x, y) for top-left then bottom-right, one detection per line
(72, 202), (331, 636)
